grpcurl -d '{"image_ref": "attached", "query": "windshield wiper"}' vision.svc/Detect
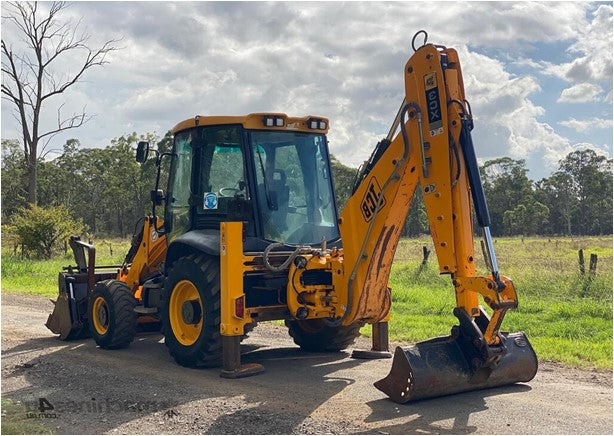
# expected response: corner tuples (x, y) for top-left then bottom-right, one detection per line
(256, 146), (274, 210)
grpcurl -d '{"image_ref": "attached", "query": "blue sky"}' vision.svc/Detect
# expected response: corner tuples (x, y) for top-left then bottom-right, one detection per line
(474, 32), (612, 176)
(1, 1), (612, 180)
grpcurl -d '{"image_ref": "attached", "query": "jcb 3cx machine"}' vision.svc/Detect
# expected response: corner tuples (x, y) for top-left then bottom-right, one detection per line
(47, 32), (537, 403)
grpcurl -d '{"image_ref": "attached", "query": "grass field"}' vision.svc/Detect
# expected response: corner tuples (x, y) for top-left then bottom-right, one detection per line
(1, 236), (611, 369)
(1, 398), (52, 434)
(383, 236), (613, 369)
(1, 239), (130, 295)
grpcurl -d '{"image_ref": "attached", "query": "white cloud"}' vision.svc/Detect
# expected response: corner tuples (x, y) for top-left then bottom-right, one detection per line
(558, 83), (604, 103)
(563, 5), (613, 83)
(533, 5), (613, 86)
(559, 117), (613, 132)
(457, 47), (575, 170)
(1, 1), (611, 177)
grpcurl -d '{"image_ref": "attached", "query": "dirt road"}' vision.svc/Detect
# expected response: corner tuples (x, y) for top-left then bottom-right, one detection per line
(1, 293), (612, 434)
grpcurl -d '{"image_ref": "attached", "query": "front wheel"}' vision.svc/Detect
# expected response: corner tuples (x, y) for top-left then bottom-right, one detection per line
(161, 254), (222, 367)
(88, 280), (137, 349)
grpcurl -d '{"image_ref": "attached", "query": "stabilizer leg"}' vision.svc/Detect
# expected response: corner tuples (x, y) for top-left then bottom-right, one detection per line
(351, 321), (392, 359)
(219, 335), (264, 379)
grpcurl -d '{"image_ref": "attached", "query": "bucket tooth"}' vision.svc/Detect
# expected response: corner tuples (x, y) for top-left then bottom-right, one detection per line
(374, 331), (538, 403)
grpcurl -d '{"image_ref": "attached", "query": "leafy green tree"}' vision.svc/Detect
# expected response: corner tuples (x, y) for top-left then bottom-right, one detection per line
(329, 154), (356, 210)
(403, 188), (429, 236)
(10, 205), (85, 258)
(503, 200), (549, 236)
(558, 149), (612, 235)
(3, 129), (610, 240)
(329, 154), (429, 235)
(1, 139), (27, 219)
(535, 172), (576, 235)
(42, 132), (165, 237)
(480, 157), (534, 236)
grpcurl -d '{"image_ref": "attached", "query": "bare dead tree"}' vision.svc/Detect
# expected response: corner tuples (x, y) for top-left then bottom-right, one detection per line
(1, 1), (119, 205)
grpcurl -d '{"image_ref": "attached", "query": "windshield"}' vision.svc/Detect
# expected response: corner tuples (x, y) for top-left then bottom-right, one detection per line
(251, 131), (339, 245)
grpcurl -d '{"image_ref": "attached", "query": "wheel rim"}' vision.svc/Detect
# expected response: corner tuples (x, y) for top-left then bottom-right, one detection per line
(169, 280), (203, 346)
(92, 296), (109, 335)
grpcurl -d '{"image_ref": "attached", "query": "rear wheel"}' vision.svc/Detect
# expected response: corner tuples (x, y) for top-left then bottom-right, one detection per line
(88, 280), (137, 349)
(286, 319), (363, 352)
(162, 255), (222, 367)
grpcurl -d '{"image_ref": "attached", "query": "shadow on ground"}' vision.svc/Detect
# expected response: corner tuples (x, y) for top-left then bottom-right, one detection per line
(2, 326), (533, 434)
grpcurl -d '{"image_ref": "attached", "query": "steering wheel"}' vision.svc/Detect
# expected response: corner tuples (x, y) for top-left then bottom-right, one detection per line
(219, 186), (240, 197)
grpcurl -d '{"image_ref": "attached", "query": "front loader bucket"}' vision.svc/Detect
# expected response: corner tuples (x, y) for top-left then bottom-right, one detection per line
(374, 331), (537, 403)
(46, 272), (91, 340)
(46, 293), (87, 340)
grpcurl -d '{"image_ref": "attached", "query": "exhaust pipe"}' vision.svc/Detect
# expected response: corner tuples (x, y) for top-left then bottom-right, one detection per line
(374, 330), (538, 403)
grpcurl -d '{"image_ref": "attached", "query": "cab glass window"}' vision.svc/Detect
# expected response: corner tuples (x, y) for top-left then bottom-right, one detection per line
(251, 131), (339, 244)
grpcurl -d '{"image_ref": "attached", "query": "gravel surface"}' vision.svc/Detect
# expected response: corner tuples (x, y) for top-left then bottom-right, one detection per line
(1, 292), (612, 434)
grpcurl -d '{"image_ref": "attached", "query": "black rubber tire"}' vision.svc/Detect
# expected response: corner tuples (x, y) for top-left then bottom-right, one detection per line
(87, 279), (137, 349)
(161, 254), (223, 368)
(285, 319), (364, 352)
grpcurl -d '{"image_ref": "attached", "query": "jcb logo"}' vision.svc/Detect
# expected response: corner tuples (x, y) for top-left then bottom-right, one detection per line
(361, 177), (386, 222)
(425, 75), (436, 88)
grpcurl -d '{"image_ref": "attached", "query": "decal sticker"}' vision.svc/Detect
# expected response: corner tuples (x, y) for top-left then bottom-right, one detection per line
(150, 227), (158, 242)
(424, 72), (444, 137)
(361, 177), (386, 222)
(203, 192), (218, 210)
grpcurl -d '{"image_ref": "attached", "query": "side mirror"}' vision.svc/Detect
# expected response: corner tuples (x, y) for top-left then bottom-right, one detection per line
(136, 141), (150, 163)
(150, 189), (165, 206)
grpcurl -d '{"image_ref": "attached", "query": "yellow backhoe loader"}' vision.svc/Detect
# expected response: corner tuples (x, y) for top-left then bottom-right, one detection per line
(47, 31), (537, 403)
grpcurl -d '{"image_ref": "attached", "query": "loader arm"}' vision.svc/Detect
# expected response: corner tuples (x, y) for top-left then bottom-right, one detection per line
(335, 34), (536, 401)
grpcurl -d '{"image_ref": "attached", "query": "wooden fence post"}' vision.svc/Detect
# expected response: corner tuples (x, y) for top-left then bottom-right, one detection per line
(578, 249), (585, 275)
(421, 245), (430, 265)
(589, 253), (598, 275)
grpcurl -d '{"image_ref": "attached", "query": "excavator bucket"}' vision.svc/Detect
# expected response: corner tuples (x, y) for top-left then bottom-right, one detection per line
(374, 330), (538, 403)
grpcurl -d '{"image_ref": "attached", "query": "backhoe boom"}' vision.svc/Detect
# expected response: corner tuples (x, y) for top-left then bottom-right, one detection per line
(337, 34), (537, 402)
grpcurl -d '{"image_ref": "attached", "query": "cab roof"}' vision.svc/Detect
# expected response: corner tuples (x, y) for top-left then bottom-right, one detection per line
(171, 113), (330, 135)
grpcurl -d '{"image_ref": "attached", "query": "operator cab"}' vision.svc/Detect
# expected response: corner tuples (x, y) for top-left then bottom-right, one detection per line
(164, 113), (340, 247)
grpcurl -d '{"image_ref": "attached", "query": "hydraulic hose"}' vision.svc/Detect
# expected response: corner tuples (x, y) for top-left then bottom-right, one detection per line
(262, 242), (314, 273)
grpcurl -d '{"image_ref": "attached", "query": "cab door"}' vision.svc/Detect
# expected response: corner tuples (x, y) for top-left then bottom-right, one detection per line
(165, 128), (197, 242)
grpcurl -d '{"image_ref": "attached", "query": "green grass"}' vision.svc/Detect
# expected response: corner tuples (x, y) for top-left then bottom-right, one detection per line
(1, 398), (53, 435)
(1, 236), (611, 369)
(1, 239), (130, 296)
(374, 236), (613, 369)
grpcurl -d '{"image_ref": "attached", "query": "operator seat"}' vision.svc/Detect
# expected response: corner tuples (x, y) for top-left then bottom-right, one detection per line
(268, 169), (290, 231)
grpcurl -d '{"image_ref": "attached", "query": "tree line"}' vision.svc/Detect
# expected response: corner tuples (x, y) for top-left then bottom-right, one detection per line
(1, 134), (612, 256)
(331, 148), (612, 237)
